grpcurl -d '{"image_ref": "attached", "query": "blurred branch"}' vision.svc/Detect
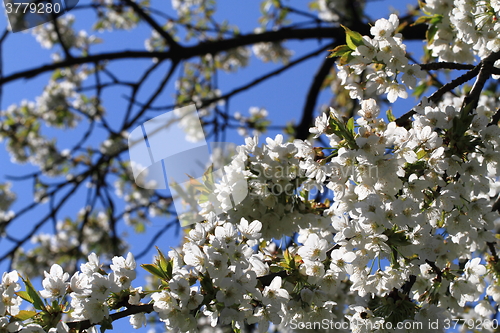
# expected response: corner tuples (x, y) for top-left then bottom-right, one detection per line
(121, 0), (180, 50)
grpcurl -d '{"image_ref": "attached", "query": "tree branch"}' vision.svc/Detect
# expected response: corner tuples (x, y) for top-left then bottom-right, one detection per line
(121, 0), (180, 50)
(66, 303), (155, 331)
(419, 62), (475, 71)
(295, 53), (336, 140)
(395, 65), (481, 128)
(461, 50), (500, 112)
(0, 24), (426, 86)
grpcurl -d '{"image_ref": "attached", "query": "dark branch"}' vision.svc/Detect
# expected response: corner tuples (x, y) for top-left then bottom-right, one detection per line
(295, 53), (336, 140)
(395, 65), (481, 128)
(67, 303), (155, 331)
(0, 24), (426, 86)
(419, 62), (475, 71)
(121, 0), (180, 50)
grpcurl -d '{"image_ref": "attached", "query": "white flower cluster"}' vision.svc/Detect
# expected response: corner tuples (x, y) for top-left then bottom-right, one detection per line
(91, 0), (139, 32)
(171, 0), (205, 16)
(6, 2), (500, 331)
(198, 134), (335, 240)
(70, 253), (136, 324)
(169, 70), (500, 332)
(150, 217), (292, 332)
(252, 40), (294, 64)
(3, 84), (500, 331)
(0, 253), (138, 333)
(234, 106), (269, 137)
(0, 101), (74, 176)
(336, 14), (426, 102)
(313, 0), (345, 22)
(0, 271), (22, 319)
(31, 15), (100, 52)
(0, 183), (15, 223)
(215, 47), (251, 72)
(423, 0), (500, 62)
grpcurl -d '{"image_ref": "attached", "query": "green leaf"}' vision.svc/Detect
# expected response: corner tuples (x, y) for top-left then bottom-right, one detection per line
(426, 24), (439, 44)
(341, 25), (365, 50)
(198, 192), (210, 204)
(339, 50), (354, 66)
(185, 175), (210, 195)
(413, 81), (428, 98)
(202, 164), (215, 191)
(14, 310), (37, 321)
(327, 44), (352, 58)
(156, 247), (170, 274)
(416, 149), (427, 160)
(20, 275), (46, 311)
(346, 117), (355, 134)
(16, 291), (34, 303)
(141, 247), (174, 282)
(412, 15), (434, 26)
(51, 69), (63, 80)
(141, 264), (164, 279)
(386, 109), (395, 122)
(430, 15), (443, 25)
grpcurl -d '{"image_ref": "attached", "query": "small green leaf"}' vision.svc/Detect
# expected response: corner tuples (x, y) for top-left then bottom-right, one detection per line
(341, 25), (365, 49)
(14, 310), (37, 321)
(20, 275), (46, 311)
(51, 69), (63, 80)
(416, 149), (427, 160)
(134, 222), (145, 233)
(202, 164), (215, 191)
(339, 50), (355, 66)
(413, 81), (428, 98)
(346, 117), (355, 134)
(412, 15), (434, 26)
(430, 15), (443, 25)
(185, 175), (210, 194)
(426, 24), (439, 44)
(156, 247), (170, 274)
(141, 264), (164, 279)
(16, 291), (34, 303)
(386, 109), (395, 122)
(327, 44), (352, 58)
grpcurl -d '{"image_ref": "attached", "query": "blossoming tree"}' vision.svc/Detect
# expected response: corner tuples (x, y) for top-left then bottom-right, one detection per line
(1, 0), (500, 332)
